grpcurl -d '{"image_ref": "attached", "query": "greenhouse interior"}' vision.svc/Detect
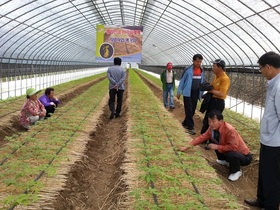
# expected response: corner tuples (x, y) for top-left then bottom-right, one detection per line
(0, 0), (280, 209)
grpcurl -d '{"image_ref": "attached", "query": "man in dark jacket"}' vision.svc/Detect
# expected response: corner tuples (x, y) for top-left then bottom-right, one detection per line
(160, 62), (176, 109)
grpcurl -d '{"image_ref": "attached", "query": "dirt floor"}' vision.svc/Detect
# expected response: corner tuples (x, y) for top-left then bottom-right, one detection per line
(51, 86), (129, 210)
(0, 73), (260, 209)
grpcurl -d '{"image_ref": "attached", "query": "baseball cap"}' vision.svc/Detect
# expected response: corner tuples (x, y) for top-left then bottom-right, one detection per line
(167, 62), (173, 69)
(212, 59), (225, 69)
(26, 88), (41, 96)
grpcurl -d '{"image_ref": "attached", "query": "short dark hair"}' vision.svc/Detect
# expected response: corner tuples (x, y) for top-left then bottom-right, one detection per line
(45, 87), (54, 95)
(208, 110), (223, 121)
(258, 51), (280, 68)
(114, 57), (122, 66)
(193, 54), (203, 61)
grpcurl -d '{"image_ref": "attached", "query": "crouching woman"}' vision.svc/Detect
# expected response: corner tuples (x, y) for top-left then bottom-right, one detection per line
(19, 88), (46, 130)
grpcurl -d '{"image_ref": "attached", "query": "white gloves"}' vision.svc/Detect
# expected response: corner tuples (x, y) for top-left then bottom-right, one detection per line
(50, 102), (56, 106)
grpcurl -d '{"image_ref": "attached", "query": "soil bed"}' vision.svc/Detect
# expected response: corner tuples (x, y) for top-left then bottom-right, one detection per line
(137, 71), (259, 210)
(0, 72), (260, 209)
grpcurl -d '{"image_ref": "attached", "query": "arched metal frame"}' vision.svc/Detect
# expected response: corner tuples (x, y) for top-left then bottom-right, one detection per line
(0, 0), (280, 67)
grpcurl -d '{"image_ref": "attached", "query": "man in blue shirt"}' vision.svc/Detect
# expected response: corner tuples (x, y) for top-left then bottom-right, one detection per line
(107, 57), (127, 119)
(245, 51), (280, 210)
(177, 54), (205, 135)
(39, 87), (60, 118)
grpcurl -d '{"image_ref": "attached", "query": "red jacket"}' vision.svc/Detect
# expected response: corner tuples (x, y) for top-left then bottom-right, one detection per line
(191, 122), (250, 155)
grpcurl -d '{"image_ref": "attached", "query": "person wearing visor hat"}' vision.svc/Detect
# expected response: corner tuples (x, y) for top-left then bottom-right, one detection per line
(19, 88), (46, 130)
(200, 59), (230, 134)
(160, 62), (176, 109)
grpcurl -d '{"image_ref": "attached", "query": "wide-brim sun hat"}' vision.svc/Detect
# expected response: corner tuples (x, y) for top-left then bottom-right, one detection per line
(26, 88), (41, 96)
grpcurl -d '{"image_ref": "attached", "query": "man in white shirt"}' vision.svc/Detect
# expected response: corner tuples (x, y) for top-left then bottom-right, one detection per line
(160, 62), (176, 110)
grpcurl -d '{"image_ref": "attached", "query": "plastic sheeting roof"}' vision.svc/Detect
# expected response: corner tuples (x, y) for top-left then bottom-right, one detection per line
(1, 0), (280, 66)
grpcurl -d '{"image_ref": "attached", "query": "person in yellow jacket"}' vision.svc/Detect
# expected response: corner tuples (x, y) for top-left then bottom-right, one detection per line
(200, 59), (230, 134)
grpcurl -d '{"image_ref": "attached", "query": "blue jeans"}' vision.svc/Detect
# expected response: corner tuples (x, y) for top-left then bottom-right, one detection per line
(163, 84), (174, 108)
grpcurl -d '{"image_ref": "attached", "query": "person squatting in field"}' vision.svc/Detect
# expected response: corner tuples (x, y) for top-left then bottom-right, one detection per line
(180, 109), (252, 181)
(39, 87), (60, 118)
(19, 88), (46, 130)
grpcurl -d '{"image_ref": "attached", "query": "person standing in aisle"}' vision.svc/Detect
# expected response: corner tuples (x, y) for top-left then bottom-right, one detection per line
(160, 62), (176, 109)
(200, 59), (230, 134)
(107, 57), (127, 119)
(177, 54), (205, 135)
(245, 51), (280, 210)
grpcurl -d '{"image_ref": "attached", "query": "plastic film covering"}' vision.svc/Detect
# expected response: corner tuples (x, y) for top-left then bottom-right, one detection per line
(0, 0), (280, 67)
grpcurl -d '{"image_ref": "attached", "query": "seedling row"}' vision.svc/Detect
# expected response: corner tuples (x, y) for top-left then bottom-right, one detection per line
(0, 76), (108, 208)
(125, 70), (240, 209)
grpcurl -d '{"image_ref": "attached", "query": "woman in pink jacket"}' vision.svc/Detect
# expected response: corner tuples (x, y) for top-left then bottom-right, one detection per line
(19, 88), (46, 130)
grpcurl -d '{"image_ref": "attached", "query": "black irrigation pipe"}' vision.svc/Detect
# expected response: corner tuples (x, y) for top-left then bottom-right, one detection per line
(135, 101), (159, 207)
(153, 109), (207, 207)
(136, 71), (205, 206)
(0, 79), (104, 166)
(0, 100), (80, 166)
(8, 89), (103, 210)
(0, 106), (23, 119)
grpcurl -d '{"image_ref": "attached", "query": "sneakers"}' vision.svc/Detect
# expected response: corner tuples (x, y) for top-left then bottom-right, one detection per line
(216, 159), (230, 167)
(169, 106), (175, 109)
(186, 129), (196, 135)
(228, 171), (242, 181)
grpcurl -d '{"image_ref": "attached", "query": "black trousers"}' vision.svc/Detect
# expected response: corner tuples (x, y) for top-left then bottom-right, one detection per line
(182, 89), (199, 130)
(257, 144), (280, 210)
(201, 97), (225, 134)
(45, 103), (58, 118)
(215, 150), (252, 174)
(108, 89), (124, 114)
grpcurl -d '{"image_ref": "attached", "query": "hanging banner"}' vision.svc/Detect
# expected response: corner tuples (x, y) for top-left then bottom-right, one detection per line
(95, 24), (143, 63)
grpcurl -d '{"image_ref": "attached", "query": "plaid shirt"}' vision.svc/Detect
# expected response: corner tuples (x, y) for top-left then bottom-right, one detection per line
(19, 99), (46, 127)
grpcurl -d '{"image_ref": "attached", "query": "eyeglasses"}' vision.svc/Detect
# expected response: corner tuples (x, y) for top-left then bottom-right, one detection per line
(258, 65), (267, 72)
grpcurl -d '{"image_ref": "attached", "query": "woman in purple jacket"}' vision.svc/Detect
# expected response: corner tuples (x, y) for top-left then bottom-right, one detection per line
(39, 87), (60, 118)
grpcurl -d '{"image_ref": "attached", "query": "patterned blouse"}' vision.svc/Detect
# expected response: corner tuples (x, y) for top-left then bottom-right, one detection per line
(19, 99), (46, 127)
